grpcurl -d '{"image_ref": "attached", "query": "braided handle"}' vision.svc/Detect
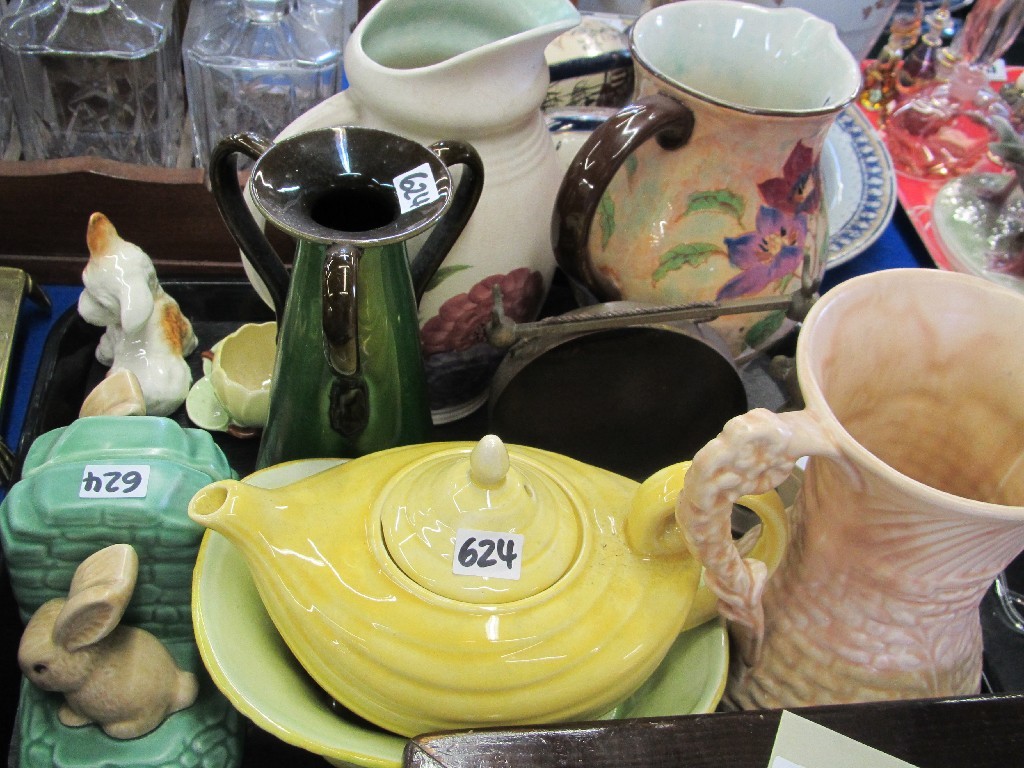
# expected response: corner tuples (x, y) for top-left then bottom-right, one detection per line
(677, 408), (840, 664)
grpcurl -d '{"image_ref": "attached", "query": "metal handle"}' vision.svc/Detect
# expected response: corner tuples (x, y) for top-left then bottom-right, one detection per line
(0, 268), (51, 486)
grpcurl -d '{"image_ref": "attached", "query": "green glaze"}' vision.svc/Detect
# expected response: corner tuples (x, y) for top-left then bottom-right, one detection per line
(1, 416), (243, 768)
(255, 239), (431, 469)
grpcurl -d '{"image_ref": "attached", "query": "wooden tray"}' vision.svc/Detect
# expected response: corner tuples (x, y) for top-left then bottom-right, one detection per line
(0, 158), (293, 285)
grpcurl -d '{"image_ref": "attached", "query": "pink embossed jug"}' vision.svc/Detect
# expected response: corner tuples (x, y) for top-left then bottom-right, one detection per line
(678, 268), (1024, 708)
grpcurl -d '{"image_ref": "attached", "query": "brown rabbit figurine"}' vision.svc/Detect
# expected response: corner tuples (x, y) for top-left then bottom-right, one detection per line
(17, 544), (199, 739)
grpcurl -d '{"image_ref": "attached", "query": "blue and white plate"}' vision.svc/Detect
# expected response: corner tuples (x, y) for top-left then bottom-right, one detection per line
(548, 103), (897, 270)
(820, 104), (898, 268)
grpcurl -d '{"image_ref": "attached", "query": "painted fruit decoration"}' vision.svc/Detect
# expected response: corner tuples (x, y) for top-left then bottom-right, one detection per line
(421, 267), (544, 413)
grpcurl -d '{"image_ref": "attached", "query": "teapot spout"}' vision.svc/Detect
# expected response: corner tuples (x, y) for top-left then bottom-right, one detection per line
(188, 480), (266, 542)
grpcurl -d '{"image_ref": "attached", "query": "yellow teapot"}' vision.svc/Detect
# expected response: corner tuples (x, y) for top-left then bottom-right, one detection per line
(187, 436), (785, 737)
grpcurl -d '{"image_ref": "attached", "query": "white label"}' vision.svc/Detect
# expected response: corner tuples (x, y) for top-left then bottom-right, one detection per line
(79, 465), (151, 498)
(393, 163), (441, 214)
(984, 59), (1008, 82)
(452, 529), (523, 580)
(771, 759), (807, 768)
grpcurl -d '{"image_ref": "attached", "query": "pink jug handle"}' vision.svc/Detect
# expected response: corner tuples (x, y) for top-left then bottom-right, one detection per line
(677, 407), (842, 665)
(552, 93), (694, 301)
(626, 460), (789, 635)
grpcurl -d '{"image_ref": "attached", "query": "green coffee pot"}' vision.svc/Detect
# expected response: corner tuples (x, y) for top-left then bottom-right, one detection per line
(210, 127), (483, 468)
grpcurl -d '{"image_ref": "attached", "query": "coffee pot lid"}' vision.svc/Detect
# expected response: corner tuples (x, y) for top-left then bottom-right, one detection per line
(379, 435), (582, 604)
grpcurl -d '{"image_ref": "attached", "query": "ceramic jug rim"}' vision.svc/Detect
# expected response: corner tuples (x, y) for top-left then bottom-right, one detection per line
(630, 0), (861, 118)
(796, 268), (1024, 520)
(247, 126), (453, 246)
(356, 0), (581, 73)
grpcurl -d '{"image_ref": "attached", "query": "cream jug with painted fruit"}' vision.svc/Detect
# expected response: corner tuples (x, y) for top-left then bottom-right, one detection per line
(259, 0), (582, 422)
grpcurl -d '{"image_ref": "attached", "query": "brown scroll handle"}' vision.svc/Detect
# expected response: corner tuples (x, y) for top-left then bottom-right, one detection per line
(208, 132), (291, 322)
(552, 93), (694, 301)
(409, 139), (485, 302)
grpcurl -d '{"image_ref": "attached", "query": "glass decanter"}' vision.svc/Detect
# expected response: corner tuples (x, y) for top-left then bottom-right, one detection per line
(0, 0), (185, 165)
(182, 0), (345, 169)
(884, 0), (1024, 179)
(898, 0), (951, 90)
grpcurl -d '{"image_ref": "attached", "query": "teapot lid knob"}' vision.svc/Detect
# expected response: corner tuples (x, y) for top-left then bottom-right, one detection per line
(470, 435), (509, 487)
(379, 437), (582, 604)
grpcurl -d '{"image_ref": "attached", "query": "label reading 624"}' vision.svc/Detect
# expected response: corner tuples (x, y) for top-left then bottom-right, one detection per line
(452, 528), (524, 581)
(79, 465), (151, 499)
(393, 162), (441, 214)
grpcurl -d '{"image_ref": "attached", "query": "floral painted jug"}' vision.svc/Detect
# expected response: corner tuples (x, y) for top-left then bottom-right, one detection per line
(266, 0), (581, 422)
(554, 0), (861, 357)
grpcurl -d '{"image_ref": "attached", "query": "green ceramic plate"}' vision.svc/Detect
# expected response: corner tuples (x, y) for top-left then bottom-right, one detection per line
(192, 459), (728, 768)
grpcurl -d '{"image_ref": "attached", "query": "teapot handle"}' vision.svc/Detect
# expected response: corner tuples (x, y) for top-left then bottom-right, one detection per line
(410, 140), (486, 302)
(553, 94), (694, 300)
(626, 459), (789, 637)
(209, 132), (291, 321)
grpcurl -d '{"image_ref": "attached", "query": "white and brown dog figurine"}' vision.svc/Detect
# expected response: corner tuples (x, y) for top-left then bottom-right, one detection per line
(78, 213), (197, 416)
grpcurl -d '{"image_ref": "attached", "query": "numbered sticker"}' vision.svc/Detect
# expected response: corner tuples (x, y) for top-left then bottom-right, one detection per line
(393, 163), (442, 214)
(984, 59), (1008, 82)
(452, 528), (524, 581)
(79, 465), (151, 499)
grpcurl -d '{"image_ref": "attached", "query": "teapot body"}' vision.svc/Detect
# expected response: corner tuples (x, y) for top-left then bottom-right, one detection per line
(188, 440), (706, 736)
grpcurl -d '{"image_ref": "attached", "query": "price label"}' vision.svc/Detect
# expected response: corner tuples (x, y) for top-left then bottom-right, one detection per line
(452, 529), (523, 581)
(984, 59), (1008, 82)
(79, 465), (151, 499)
(393, 163), (441, 214)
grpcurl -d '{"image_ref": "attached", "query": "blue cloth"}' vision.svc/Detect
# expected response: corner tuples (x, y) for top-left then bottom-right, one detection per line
(1, 285), (82, 501)
(821, 207), (935, 292)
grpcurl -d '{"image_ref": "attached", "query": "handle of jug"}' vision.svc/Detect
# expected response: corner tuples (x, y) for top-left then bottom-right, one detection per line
(674, 407), (846, 666)
(552, 94), (694, 301)
(410, 140), (486, 301)
(626, 460), (789, 635)
(209, 132), (291, 322)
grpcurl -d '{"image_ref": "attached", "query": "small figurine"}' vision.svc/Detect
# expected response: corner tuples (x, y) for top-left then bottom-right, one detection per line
(78, 213), (198, 416)
(78, 368), (147, 418)
(17, 544), (199, 739)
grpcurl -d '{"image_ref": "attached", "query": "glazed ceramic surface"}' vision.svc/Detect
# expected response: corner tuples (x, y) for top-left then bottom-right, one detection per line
(679, 268), (1024, 709)
(0, 416), (243, 767)
(192, 459), (731, 768)
(554, 0), (861, 357)
(932, 172), (1024, 292)
(186, 321), (277, 432)
(210, 128), (482, 468)
(274, 0), (581, 422)
(187, 437), (786, 737)
(548, 103), (896, 270)
(544, 13), (633, 109)
(78, 213), (197, 416)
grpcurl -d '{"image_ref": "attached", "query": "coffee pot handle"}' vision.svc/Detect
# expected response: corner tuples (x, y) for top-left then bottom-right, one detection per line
(553, 94), (694, 300)
(209, 133), (291, 321)
(676, 407), (846, 666)
(410, 140), (486, 301)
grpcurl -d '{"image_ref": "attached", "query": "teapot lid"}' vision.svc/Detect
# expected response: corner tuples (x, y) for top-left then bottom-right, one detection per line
(379, 435), (582, 604)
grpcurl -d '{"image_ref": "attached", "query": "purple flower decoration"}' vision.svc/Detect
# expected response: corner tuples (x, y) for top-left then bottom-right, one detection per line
(757, 141), (820, 216)
(717, 206), (807, 300)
